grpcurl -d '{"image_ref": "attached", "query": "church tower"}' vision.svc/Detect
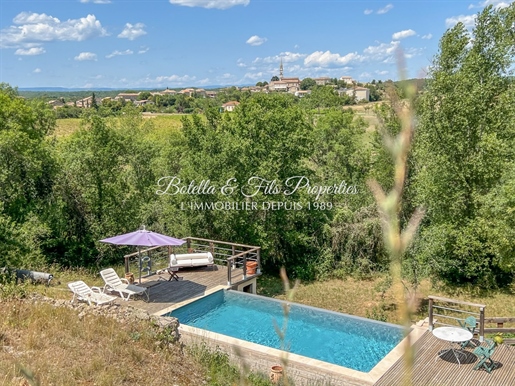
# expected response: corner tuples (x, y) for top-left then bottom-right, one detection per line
(279, 58), (283, 80)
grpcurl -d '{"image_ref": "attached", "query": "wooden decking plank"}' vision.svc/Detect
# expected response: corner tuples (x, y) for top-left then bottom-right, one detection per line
(129, 264), (255, 314)
(374, 331), (515, 386)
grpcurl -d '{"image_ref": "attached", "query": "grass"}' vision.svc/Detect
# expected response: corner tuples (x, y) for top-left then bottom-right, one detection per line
(258, 273), (515, 329)
(54, 118), (82, 137)
(54, 114), (186, 138)
(3, 267), (514, 385)
(0, 267), (276, 386)
(0, 300), (205, 385)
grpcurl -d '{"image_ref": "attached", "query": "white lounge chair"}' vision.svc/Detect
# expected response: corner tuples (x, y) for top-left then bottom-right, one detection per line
(68, 280), (117, 306)
(100, 268), (149, 301)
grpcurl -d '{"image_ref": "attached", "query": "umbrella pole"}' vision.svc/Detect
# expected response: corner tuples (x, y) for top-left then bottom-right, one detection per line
(138, 247), (142, 284)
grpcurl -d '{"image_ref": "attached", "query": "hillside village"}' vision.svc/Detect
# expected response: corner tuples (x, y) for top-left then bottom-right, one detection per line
(47, 71), (371, 112)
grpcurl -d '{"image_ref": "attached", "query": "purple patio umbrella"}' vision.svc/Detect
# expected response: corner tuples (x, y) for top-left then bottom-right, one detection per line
(100, 226), (186, 283)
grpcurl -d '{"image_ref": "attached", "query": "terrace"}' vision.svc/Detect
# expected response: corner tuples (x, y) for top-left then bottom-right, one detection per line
(121, 243), (515, 386)
(125, 237), (261, 315)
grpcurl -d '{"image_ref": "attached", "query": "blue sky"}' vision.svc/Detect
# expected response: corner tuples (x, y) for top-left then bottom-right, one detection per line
(0, 0), (512, 89)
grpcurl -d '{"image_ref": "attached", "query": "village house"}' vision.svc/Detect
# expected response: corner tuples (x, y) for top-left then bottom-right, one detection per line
(114, 93), (139, 103)
(179, 88), (195, 97)
(161, 89), (177, 95)
(268, 59), (301, 93)
(340, 76), (354, 85)
(47, 99), (65, 109)
(76, 96), (94, 108)
(222, 101), (240, 112)
(337, 86), (370, 102)
(314, 77), (332, 86)
(294, 90), (311, 98)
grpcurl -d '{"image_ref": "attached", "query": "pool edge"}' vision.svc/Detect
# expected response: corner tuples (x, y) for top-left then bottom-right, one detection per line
(157, 288), (427, 385)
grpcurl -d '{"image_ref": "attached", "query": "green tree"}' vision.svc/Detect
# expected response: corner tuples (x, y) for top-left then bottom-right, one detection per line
(49, 109), (157, 266)
(271, 76), (279, 82)
(138, 91), (151, 100)
(173, 93), (326, 278)
(300, 85), (342, 111)
(300, 78), (316, 90)
(0, 83), (56, 268)
(413, 4), (515, 287)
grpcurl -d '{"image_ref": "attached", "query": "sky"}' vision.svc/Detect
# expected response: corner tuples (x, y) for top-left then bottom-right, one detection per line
(0, 0), (513, 89)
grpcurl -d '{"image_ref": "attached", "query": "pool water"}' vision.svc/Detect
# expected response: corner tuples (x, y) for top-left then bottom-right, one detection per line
(167, 290), (405, 372)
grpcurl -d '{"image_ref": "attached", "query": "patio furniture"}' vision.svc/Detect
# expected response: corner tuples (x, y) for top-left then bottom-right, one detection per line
(169, 252), (214, 269)
(458, 316), (477, 348)
(473, 339), (498, 373)
(164, 267), (180, 281)
(68, 280), (117, 306)
(433, 326), (473, 366)
(100, 268), (149, 301)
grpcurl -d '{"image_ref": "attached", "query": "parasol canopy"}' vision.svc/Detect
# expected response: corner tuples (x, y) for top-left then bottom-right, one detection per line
(100, 226), (186, 283)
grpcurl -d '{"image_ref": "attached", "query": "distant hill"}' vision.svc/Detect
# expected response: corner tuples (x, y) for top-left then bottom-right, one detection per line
(17, 84), (241, 92)
(19, 87), (142, 92)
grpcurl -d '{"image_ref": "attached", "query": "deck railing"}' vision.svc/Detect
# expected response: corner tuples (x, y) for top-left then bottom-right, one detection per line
(123, 236), (261, 286)
(428, 295), (486, 342)
(483, 317), (515, 344)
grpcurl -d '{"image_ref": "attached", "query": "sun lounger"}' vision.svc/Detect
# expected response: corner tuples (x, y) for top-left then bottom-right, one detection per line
(100, 268), (149, 301)
(68, 280), (117, 306)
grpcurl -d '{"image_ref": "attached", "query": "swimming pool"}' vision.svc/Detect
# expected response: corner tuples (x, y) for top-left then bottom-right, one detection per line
(166, 289), (406, 372)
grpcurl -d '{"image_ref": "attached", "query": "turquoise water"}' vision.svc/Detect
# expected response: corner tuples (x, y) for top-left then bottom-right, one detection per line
(167, 290), (405, 372)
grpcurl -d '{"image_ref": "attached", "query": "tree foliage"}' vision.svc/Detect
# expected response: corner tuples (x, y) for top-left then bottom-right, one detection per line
(413, 4), (515, 286)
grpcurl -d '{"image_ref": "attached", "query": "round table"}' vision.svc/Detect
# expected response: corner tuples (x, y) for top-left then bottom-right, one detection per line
(432, 327), (473, 366)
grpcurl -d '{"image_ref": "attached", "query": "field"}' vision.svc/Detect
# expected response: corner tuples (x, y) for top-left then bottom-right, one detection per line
(53, 106), (381, 138)
(258, 274), (515, 326)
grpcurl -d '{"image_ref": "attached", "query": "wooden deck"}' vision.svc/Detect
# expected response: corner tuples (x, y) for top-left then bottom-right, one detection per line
(129, 264), (252, 315)
(375, 331), (515, 386)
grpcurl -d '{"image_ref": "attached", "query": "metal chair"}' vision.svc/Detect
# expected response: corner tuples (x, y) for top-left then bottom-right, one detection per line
(458, 316), (477, 348)
(473, 339), (497, 373)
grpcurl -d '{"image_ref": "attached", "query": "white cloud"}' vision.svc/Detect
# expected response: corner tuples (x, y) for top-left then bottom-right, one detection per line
(169, 0), (249, 10)
(33, 68), (41, 73)
(1, 12), (108, 48)
(304, 50), (364, 67)
(445, 14), (477, 28)
(253, 51), (305, 64)
(138, 46), (149, 54)
(243, 71), (269, 81)
(364, 9), (373, 15)
(377, 4), (394, 14)
(74, 52), (97, 61)
(152, 74), (196, 84)
(80, 0), (111, 3)
(468, 0), (512, 9)
(246, 35), (267, 46)
(13, 12), (59, 24)
(118, 23), (147, 40)
(392, 29), (416, 40)
(106, 49), (133, 58)
(421, 33), (433, 39)
(14, 47), (45, 55)
(363, 41), (400, 61)
(376, 70), (389, 75)
(237, 59), (246, 67)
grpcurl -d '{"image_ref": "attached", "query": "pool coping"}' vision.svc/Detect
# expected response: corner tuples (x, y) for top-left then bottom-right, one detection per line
(156, 287), (427, 385)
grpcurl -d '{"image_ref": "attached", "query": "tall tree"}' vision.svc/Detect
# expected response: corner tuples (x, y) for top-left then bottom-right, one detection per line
(413, 4), (515, 286)
(0, 84), (56, 268)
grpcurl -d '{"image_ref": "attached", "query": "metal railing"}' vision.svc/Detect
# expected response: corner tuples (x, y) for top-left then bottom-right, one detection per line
(123, 236), (261, 286)
(428, 295), (486, 342)
(483, 317), (515, 344)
